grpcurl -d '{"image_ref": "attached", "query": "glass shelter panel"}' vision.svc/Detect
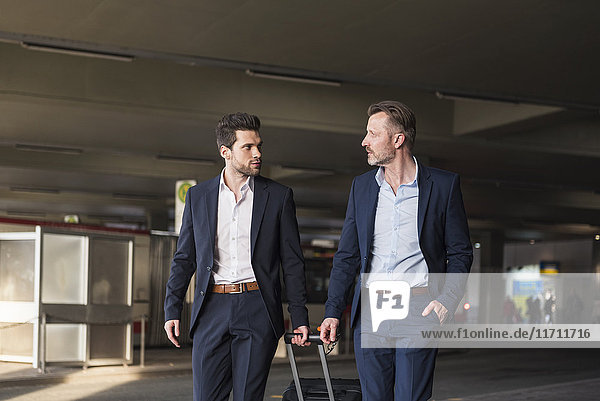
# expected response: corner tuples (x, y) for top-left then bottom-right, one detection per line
(0, 323), (33, 357)
(89, 324), (127, 360)
(90, 238), (131, 305)
(45, 324), (86, 362)
(42, 234), (87, 304)
(0, 240), (35, 302)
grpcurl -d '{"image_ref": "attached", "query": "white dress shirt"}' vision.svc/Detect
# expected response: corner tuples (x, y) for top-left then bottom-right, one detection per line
(212, 170), (257, 284)
(368, 157), (429, 287)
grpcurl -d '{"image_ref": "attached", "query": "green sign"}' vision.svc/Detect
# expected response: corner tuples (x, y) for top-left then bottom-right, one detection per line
(177, 182), (193, 203)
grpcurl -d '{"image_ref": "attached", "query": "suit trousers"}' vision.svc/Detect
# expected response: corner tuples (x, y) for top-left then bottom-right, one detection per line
(354, 293), (438, 401)
(191, 290), (278, 401)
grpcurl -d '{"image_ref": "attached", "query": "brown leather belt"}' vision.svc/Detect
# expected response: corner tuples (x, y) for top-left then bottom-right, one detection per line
(411, 287), (429, 295)
(210, 281), (259, 294)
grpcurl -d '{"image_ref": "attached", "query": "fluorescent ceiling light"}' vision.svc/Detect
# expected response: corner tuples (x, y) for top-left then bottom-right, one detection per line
(7, 210), (47, 217)
(112, 193), (159, 201)
(10, 186), (60, 194)
(246, 69), (341, 87)
(21, 42), (134, 62)
(87, 214), (124, 221)
(156, 154), (216, 165)
(87, 214), (146, 223)
(16, 143), (83, 155)
(280, 166), (335, 175)
(435, 91), (519, 104)
(270, 165), (335, 181)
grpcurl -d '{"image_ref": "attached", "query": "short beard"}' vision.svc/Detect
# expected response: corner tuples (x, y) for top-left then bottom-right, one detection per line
(231, 157), (260, 177)
(367, 148), (395, 166)
(241, 165), (260, 176)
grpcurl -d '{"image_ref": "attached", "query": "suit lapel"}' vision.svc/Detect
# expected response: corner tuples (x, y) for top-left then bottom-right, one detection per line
(204, 176), (220, 253)
(251, 176), (269, 258)
(363, 171), (380, 262)
(417, 160), (432, 238)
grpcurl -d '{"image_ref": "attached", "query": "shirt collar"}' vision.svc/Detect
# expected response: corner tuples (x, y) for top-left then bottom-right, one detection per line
(219, 169), (254, 193)
(375, 156), (419, 188)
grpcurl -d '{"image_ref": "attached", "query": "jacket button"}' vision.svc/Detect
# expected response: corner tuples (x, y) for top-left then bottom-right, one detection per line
(200, 290), (205, 296)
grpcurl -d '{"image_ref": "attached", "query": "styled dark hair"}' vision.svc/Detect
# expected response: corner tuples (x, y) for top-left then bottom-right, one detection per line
(215, 112), (261, 148)
(367, 101), (416, 151)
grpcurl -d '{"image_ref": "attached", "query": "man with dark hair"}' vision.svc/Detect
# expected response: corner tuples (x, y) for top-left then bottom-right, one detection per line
(320, 101), (472, 400)
(164, 112), (310, 401)
(215, 112), (261, 149)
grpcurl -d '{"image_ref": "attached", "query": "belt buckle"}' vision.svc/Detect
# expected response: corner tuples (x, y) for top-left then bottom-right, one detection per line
(229, 284), (243, 294)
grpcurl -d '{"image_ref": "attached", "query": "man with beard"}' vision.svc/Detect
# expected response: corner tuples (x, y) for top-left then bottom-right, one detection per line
(320, 101), (472, 401)
(164, 112), (310, 401)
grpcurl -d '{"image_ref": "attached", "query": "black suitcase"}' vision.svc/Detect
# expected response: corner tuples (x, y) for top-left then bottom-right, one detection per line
(282, 333), (362, 401)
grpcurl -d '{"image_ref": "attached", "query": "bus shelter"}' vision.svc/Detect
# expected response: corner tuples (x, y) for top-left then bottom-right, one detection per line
(0, 226), (134, 368)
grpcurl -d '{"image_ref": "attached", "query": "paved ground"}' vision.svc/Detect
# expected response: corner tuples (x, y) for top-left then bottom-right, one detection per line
(444, 378), (600, 401)
(1, 347), (600, 400)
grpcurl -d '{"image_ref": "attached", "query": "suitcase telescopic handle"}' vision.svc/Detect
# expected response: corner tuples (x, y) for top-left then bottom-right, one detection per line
(283, 333), (324, 344)
(284, 332), (335, 401)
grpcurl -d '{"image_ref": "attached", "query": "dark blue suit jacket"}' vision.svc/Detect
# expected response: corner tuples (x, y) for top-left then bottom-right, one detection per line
(164, 175), (309, 338)
(325, 161), (473, 327)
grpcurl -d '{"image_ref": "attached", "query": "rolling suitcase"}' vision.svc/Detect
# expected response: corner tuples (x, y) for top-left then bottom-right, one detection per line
(282, 333), (362, 401)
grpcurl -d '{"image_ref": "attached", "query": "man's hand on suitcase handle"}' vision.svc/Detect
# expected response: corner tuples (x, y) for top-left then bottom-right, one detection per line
(291, 325), (311, 346)
(319, 317), (339, 344)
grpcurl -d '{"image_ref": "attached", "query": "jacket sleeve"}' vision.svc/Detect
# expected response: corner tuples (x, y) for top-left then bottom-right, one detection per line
(324, 178), (361, 320)
(280, 188), (310, 329)
(436, 174), (473, 314)
(164, 189), (197, 322)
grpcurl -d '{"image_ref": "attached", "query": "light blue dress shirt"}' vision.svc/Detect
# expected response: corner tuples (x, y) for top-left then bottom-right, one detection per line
(368, 157), (429, 287)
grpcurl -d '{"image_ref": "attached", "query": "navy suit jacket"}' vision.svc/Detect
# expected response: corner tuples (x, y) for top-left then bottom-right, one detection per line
(325, 161), (473, 327)
(164, 174), (309, 338)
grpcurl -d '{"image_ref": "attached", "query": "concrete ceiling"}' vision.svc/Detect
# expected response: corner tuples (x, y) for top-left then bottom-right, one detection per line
(0, 1), (599, 243)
